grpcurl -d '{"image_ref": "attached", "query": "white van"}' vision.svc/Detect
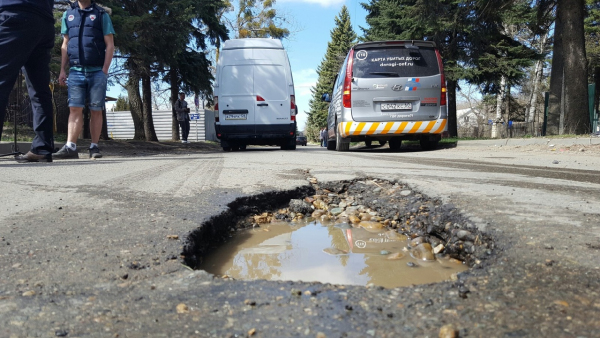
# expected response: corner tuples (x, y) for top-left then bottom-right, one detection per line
(214, 38), (297, 151)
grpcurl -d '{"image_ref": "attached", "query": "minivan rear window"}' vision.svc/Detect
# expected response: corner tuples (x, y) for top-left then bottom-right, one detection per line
(352, 46), (440, 78)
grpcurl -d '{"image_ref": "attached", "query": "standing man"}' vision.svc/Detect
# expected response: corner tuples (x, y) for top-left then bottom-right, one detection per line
(54, 0), (115, 159)
(175, 92), (190, 143)
(0, 0), (55, 162)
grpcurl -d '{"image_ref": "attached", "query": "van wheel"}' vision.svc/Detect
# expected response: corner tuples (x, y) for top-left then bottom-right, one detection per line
(389, 138), (402, 151)
(365, 140), (372, 147)
(223, 147), (231, 151)
(232, 145), (240, 151)
(335, 129), (349, 152)
(420, 137), (440, 151)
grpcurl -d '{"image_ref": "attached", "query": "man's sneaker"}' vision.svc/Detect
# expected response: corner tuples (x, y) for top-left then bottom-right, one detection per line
(53, 145), (79, 159)
(15, 151), (52, 163)
(89, 146), (102, 159)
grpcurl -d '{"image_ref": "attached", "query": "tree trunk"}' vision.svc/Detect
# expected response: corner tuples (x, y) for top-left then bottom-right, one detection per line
(447, 79), (458, 137)
(141, 71), (158, 141)
(562, 0), (589, 134)
(527, 33), (548, 124)
(125, 71), (145, 140)
(549, 0), (589, 135)
(492, 76), (506, 138)
(170, 70), (180, 141)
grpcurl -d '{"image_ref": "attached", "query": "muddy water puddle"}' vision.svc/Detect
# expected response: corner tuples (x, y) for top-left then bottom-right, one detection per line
(200, 221), (467, 288)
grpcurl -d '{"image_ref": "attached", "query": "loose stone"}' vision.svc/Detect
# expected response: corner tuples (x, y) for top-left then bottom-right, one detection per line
(358, 221), (384, 231)
(330, 208), (344, 216)
(176, 303), (189, 314)
(412, 243), (435, 261)
(438, 324), (457, 338)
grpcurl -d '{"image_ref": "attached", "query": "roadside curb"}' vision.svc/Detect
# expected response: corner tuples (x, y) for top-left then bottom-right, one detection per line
(458, 137), (600, 148)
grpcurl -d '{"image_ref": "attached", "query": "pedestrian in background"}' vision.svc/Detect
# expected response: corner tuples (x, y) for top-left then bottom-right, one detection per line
(175, 92), (190, 143)
(0, 0), (55, 162)
(54, 0), (115, 160)
(319, 127), (324, 147)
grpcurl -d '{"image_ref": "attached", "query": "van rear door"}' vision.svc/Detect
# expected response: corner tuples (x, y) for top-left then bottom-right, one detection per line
(351, 44), (442, 122)
(253, 64), (290, 127)
(220, 65), (256, 132)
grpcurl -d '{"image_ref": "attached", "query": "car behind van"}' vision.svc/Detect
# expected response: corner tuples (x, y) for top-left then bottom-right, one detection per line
(322, 40), (447, 151)
(214, 38), (297, 151)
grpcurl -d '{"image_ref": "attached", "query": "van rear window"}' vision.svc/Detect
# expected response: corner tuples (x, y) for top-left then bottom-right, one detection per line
(352, 46), (440, 78)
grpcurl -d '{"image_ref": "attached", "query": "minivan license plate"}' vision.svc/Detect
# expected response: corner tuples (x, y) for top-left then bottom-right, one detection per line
(224, 114), (247, 120)
(381, 103), (412, 111)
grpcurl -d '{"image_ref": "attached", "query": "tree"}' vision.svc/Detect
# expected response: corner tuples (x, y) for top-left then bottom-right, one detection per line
(103, 0), (228, 141)
(585, 0), (600, 116)
(115, 95), (130, 111)
(236, 0), (289, 38)
(548, 0), (589, 134)
(305, 6), (356, 143)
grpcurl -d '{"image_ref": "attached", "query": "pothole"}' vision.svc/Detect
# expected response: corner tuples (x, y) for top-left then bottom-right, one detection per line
(183, 178), (495, 288)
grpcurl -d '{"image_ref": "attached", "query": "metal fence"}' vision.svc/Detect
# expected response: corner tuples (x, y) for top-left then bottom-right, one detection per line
(106, 109), (215, 142)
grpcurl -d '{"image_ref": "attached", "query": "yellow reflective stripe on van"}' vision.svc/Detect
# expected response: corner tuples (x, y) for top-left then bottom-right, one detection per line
(433, 119), (447, 134)
(381, 122), (394, 134)
(340, 119), (447, 136)
(366, 123), (379, 135)
(422, 121), (436, 133)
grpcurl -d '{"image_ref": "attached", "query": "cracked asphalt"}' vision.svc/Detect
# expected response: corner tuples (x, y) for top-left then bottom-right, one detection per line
(1, 138), (599, 337)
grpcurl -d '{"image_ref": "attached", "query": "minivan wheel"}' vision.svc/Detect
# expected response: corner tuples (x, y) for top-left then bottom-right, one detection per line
(420, 137), (440, 151)
(389, 138), (402, 151)
(335, 129), (349, 152)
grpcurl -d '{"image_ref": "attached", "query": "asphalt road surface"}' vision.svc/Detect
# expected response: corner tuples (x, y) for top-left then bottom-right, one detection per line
(1, 139), (599, 337)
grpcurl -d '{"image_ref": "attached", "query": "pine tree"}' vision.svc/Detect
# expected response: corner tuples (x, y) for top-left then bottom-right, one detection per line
(586, 0), (600, 116)
(305, 6), (356, 143)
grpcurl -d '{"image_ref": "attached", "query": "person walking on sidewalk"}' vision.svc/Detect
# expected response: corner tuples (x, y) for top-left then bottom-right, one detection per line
(175, 92), (190, 143)
(0, 0), (55, 162)
(54, 0), (115, 159)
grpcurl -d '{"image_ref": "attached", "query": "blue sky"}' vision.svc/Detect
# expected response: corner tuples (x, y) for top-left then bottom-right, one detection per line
(108, 0), (369, 132)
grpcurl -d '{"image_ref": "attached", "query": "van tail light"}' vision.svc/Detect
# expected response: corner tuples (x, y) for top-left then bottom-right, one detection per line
(290, 95), (296, 115)
(257, 95), (265, 101)
(214, 96), (219, 111)
(343, 49), (354, 108)
(435, 49), (447, 106)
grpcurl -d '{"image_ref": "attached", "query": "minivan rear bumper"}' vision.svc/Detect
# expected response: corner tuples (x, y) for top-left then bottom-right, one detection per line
(215, 123), (296, 141)
(338, 119), (447, 138)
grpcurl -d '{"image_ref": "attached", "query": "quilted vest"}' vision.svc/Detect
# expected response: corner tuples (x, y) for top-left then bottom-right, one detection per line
(65, 2), (106, 67)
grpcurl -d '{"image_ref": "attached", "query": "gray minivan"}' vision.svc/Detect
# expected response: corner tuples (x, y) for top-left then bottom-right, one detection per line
(322, 40), (447, 151)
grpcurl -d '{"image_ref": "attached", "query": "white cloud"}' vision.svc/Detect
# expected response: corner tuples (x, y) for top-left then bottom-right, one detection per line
(278, 0), (346, 7)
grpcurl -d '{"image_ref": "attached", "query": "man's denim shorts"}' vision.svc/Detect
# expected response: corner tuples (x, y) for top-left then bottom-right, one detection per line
(67, 70), (107, 110)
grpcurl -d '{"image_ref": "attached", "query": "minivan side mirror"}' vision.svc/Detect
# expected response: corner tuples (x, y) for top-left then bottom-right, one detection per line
(321, 93), (331, 102)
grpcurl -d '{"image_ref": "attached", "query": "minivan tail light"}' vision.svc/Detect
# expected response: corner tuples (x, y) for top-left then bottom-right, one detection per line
(214, 96), (219, 111)
(257, 95), (265, 101)
(435, 49), (447, 106)
(343, 49), (354, 108)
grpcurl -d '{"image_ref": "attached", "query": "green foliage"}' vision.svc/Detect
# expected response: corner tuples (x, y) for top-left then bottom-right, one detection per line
(586, 0), (600, 79)
(115, 95), (130, 111)
(236, 0), (289, 38)
(305, 6), (356, 143)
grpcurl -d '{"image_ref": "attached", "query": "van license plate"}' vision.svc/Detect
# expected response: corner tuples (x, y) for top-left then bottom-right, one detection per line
(224, 114), (247, 120)
(381, 103), (412, 111)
